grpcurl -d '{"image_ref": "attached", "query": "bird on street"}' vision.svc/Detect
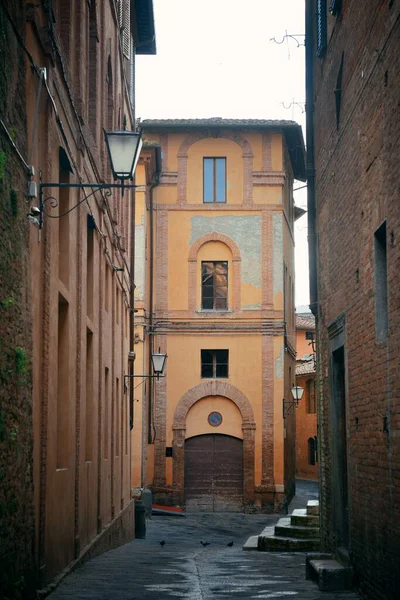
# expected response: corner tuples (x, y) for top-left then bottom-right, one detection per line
(227, 541), (234, 547)
(200, 541), (210, 547)
(159, 540), (165, 547)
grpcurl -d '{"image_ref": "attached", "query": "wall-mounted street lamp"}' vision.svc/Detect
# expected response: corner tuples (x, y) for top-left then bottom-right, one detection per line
(124, 350), (167, 393)
(283, 385), (305, 418)
(36, 129), (142, 229)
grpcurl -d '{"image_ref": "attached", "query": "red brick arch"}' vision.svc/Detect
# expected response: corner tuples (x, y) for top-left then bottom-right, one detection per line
(188, 233), (241, 311)
(172, 382), (256, 506)
(173, 381), (255, 427)
(188, 232), (241, 263)
(176, 130), (253, 204)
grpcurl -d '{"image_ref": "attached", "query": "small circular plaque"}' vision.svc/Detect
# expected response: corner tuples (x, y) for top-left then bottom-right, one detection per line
(208, 411), (223, 427)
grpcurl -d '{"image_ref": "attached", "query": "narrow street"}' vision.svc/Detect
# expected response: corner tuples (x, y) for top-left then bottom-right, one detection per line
(49, 482), (361, 600)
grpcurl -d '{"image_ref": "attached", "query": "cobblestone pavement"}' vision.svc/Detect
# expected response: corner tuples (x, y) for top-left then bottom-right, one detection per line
(49, 482), (361, 600)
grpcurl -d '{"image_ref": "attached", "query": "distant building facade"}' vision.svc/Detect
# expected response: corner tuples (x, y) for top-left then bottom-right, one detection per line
(306, 1), (400, 598)
(295, 313), (317, 480)
(132, 118), (306, 512)
(0, 0), (155, 594)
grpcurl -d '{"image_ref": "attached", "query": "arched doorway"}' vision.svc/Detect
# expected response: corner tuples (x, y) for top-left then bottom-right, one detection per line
(184, 434), (243, 512)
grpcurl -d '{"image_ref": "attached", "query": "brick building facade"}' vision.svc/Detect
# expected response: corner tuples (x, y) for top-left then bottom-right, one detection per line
(0, 2), (36, 596)
(306, 1), (400, 598)
(0, 0), (155, 595)
(132, 119), (306, 512)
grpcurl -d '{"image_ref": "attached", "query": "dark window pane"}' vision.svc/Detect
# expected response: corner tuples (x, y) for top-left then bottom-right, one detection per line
(201, 350), (214, 363)
(201, 363), (213, 378)
(216, 363), (228, 378)
(215, 350), (228, 363)
(202, 286), (214, 298)
(203, 159), (214, 202)
(215, 158), (226, 203)
(202, 297), (213, 310)
(215, 297), (228, 310)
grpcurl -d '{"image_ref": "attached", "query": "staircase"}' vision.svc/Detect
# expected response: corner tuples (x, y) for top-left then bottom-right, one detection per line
(243, 499), (320, 551)
(306, 549), (353, 592)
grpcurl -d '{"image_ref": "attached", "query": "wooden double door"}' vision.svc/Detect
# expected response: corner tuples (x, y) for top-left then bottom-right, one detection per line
(184, 434), (243, 512)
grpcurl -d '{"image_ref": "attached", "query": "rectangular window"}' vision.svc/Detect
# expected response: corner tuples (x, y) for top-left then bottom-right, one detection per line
(306, 379), (316, 414)
(201, 350), (229, 379)
(201, 261), (228, 310)
(85, 328), (94, 461)
(87, 217), (94, 318)
(58, 165), (70, 287)
(57, 294), (70, 469)
(374, 221), (388, 342)
(104, 367), (110, 459)
(203, 158), (226, 203)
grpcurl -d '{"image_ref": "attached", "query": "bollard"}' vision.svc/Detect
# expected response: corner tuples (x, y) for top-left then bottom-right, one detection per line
(135, 499), (146, 539)
(141, 488), (153, 520)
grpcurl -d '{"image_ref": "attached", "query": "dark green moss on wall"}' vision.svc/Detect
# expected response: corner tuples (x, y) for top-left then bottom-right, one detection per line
(0, 2), (36, 598)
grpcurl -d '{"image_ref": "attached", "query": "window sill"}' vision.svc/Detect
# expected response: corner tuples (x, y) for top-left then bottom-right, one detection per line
(196, 309), (232, 313)
(200, 377), (229, 380)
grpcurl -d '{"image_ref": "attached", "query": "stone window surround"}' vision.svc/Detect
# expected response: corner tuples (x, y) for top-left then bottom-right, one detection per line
(188, 232), (241, 312)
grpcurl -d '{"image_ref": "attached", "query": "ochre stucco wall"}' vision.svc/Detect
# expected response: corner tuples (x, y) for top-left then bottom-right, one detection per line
(137, 126), (299, 512)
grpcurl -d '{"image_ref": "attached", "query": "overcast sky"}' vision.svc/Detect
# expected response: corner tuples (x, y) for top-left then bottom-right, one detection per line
(136, 0), (309, 308)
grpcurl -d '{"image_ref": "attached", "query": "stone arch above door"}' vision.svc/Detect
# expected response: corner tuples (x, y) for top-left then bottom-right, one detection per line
(172, 382), (256, 506)
(173, 381), (255, 428)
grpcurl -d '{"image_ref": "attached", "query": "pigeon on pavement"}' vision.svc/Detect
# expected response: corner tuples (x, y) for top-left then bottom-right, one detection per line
(200, 541), (210, 547)
(159, 540), (166, 547)
(227, 541), (234, 547)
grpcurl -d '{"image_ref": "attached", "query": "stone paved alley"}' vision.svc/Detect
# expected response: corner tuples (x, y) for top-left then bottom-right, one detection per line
(48, 516), (360, 600)
(48, 482), (361, 600)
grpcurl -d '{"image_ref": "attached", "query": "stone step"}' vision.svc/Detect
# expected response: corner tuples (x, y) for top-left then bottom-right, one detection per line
(242, 535), (258, 551)
(306, 554), (353, 591)
(274, 517), (320, 539)
(290, 509), (319, 527)
(258, 526), (320, 551)
(306, 500), (320, 516)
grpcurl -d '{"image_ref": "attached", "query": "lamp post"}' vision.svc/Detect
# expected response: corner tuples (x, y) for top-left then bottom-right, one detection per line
(283, 385), (305, 418)
(37, 129), (142, 228)
(124, 351), (167, 393)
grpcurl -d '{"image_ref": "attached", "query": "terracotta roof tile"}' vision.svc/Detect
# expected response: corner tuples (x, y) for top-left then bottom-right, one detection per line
(296, 313), (316, 330)
(140, 118), (301, 128)
(296, 360), (316, 376)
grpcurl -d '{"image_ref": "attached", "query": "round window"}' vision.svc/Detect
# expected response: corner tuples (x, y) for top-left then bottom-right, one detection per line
(208, 411), (223, 427)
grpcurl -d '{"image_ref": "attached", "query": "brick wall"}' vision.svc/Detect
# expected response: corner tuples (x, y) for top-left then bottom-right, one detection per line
(0, 1), (36, 597)
(314, 2), (400, 598)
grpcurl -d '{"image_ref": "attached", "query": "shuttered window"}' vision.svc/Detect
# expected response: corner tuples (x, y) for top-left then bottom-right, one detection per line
(118, 0), (130, 59)
(317, 0), (327, 58)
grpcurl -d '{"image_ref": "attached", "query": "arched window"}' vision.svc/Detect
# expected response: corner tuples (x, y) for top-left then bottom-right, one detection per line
(308, 437), (316, 465)
(188, 234), (242, 313)
(306, 378), (316, 414)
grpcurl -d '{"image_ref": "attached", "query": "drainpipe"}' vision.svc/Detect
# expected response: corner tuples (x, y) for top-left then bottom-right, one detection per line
(305, 0), (318, 317)
(147, 151), (161, 443)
